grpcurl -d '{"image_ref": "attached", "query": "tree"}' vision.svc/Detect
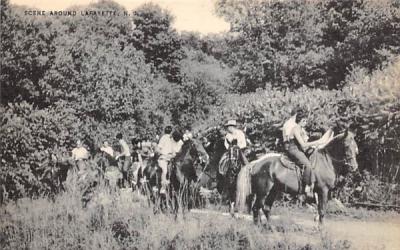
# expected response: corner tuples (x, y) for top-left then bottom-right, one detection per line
(214, 0), (400, 92)
(130, 3), (184, 83)
(1, 3), (58, 106)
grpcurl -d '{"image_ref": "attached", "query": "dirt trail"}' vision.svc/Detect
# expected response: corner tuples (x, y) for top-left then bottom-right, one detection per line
(294, 215), (400, 250)
(190, 209), (400, 250)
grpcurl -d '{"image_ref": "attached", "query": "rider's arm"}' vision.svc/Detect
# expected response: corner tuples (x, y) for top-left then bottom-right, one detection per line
(238, 131), (247, 149)
(293, 126), (321, 150)
(120, 140), (130, 156)
(138, 153), (143, 164)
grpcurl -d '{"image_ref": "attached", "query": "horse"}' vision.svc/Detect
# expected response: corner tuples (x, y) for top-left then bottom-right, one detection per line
(218, 144), (247, 215)
(199, 127), (228, 192)
(95, 151), (122, 191)
(136, 152), (161, 205)
(137, 138), (209, 213)
(200, 127), (259, 199)
(236, 129), (359, 224)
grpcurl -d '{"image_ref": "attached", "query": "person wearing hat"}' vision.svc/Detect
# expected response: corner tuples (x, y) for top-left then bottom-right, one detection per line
(224, 120), (247, 150)
(223, 119), (249, 168)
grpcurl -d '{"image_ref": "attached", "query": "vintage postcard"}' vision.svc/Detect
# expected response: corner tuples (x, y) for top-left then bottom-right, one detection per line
(1, 0), (399, 249)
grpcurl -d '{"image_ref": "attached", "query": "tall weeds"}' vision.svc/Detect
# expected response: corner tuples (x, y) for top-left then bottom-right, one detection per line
(0, 183), (353, 250)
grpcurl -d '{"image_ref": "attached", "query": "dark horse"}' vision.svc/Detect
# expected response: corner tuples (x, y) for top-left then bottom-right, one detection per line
(218, 144), (247, 214)
(198, 127), (226, 191)
(237, 130), (359, 224)
(199, 127), (258, 199)
(137, 138), (209, 213)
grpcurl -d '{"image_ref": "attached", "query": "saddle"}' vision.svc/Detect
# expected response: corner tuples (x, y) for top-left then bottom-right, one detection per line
(279, 153), (310, 188)
(279, 154), (298, 171)
(219, 146), (242, 176)
(279, 147), (315, 171)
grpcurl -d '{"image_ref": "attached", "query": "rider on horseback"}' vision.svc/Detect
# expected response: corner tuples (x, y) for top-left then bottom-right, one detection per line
(116, 133), (131, 188)
(283, 108), (325, 198)
(100, 141), (114, 158)
(157, 127), (183, 194)
(71, 139), (90, 172)
(224, 120), (249, 164)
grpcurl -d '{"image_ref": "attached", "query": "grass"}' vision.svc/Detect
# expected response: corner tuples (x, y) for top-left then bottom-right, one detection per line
(0, 183), (383, 250)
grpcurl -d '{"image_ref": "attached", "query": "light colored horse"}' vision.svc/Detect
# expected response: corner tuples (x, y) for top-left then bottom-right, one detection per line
(237, 130), (359, 224)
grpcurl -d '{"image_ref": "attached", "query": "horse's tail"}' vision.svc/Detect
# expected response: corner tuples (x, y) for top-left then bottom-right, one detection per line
(236, 164), (252, 213)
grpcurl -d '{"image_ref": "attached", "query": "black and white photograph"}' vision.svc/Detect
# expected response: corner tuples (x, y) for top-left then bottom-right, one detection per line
(1, 0), (400, 249)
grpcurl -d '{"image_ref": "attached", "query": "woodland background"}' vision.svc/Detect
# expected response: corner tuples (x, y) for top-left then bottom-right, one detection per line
(1, 0), (400, 201)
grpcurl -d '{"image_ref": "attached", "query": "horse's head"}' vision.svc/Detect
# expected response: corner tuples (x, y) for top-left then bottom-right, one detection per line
(327, 129), (359, 173)
(199, 127), (223, 148)
(195, 138), (210, 166)
(181, 138), (210, 167)
(343, 130), (359, 172)
(166, 138), (208, 187)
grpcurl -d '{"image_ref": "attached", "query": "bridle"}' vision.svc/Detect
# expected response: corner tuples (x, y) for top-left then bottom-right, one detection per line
(326, 136), (357, 172)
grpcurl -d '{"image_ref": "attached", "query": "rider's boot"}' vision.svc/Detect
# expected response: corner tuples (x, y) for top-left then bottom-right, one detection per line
(304, 184), (314, 199)
(230, 202), (235, 216)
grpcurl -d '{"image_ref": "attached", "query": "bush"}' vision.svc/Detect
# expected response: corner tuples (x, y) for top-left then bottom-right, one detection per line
(201, 59), (400, 182)
(0, 102), (79, 199)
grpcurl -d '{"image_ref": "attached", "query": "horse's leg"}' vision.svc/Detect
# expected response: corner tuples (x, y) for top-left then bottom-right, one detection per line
(228, 175), (236, 216)
(252, 181), (268, 225)
(252, 193), (266, 225)
(317, 187), (329, 224)
(262, 185), (278, 222)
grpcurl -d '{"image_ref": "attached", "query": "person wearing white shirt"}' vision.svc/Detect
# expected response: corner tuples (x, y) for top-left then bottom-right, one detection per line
(282, 109), (298, 143)
(71, 139), (89, 169)
(223, 120), (249, 168)
(100, 141), (117, 169)
(71, 139), (90, 182)
(157, 126), (174, 193)
(224, 120), (247, 150)
(100, 141), (114, 158)
(283, 108), (327, 198)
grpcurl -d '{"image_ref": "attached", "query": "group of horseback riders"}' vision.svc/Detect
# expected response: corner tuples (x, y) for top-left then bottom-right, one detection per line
(68, 106), (333, 205)
(219, 107), (333, 205)
(69, 126), (198, 192)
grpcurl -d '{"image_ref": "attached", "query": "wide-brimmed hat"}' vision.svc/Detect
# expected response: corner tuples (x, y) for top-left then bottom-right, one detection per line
(225, 119), (237, 127)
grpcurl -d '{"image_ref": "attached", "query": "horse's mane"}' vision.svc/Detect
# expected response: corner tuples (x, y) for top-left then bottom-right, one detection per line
(324, 132), (346, 150)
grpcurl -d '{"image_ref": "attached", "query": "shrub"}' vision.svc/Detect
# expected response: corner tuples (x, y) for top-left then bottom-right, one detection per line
(201, 59), (400, 182)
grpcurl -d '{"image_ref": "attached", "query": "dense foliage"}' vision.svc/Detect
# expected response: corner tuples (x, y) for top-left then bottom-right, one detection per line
(214, 0), (400, 92)
(1, 0), (399, 200)
(201, 59), (400, 182)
